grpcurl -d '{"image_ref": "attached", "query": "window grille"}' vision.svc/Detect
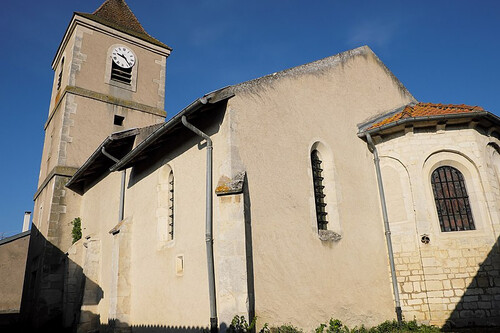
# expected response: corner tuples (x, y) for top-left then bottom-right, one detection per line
(311, 150), (328, 230)
(168, 171), (174, 240)
(111, 62), (132, 84)
(431, 166), (475, 232)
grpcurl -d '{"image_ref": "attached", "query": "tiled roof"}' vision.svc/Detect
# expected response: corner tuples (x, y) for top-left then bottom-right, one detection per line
(77, 0), (170, 49)
(368, 103), (484, 130)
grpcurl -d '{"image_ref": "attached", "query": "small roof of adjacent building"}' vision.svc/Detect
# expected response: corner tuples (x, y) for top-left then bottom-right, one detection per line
(358, 102), (499, 138)
(0, 230), (30, 246)
(368, 103), (485, 130)
(76, 0), (170, 50)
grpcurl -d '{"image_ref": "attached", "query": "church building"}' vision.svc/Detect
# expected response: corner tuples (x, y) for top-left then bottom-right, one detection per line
(21, 0), (500, 332)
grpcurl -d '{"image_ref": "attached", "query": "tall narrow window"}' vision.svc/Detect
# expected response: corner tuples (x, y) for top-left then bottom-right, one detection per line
(311, 149), (328, 230)
(168, 171), (174, 240)
(57, 57), (64, 90)
(431, 166), (475, 232)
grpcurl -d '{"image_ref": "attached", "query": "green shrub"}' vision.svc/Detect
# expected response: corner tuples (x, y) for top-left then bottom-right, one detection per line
(71, 217), (82, 244)
(313, 319), (440, 333)
(230, 316), (439, 333)
(270, 324), (303, 333)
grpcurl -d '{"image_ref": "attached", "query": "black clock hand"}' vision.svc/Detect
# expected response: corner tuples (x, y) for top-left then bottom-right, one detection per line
(117, 53), (131, 66)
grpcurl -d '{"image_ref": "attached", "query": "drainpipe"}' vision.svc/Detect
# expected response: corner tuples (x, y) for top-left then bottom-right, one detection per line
(181, 112), (218, 333)
(102, 147), (126, 222)
(365, 133), (403, 324)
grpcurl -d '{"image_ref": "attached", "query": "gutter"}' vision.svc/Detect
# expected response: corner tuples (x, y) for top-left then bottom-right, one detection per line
(101, 147), (127, 222)
(181, 106), (218, 333)
(365, 132), (403, 324)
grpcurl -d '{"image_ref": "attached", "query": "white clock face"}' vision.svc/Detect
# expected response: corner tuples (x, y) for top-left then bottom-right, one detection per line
(112, 46), (136, 69)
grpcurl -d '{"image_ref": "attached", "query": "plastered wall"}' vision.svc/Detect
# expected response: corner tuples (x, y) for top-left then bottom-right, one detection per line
(229, 48), (415, 329)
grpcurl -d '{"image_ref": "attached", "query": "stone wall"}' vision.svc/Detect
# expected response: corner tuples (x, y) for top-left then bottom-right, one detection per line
(376, 127), (500, 327)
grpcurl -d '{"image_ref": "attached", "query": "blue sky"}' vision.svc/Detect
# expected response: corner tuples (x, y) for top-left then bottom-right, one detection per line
(0, 0), (499, 237)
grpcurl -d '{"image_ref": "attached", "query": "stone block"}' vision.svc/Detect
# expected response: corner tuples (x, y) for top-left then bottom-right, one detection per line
(451, 279), (465, 289)
(402, 282), (413, 293)
(427, 290), (444, 298)
(444, 290), (454, 297)
(407, 299), (422, 305)
(429, 303), (447, 311)
(443, 280), (451, 289)
(464, 295), (479, 302)
(478, 302), (491, 309)
(426, 280), (443, 291)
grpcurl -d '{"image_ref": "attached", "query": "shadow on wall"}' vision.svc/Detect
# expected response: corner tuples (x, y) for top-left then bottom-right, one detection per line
(13, 224), (103, 333)
(445, 237), (500, 329)
(96, 318), (212, 333)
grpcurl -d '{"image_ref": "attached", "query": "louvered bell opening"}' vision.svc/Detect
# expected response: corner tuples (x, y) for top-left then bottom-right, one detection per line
(111, 62), (132, 84)
(311, 150), (328, 230)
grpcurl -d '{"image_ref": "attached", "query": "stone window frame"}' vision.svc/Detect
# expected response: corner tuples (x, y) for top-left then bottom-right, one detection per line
(156, 163), (175, 248)
(104, 44), (138, 92)
(423, 150), (489, 239)
(308, 141), (342, 241)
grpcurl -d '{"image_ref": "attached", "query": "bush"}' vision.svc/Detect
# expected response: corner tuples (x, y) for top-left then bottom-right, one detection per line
(314, 319), (440, 333)
(230, 316), (440, 333)
(71, 217), (82, 244)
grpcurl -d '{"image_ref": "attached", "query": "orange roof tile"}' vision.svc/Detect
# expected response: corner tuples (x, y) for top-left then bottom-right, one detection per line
(368, 103), (484, 130)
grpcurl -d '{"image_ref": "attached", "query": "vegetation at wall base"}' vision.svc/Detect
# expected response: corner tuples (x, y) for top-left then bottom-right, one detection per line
(229, 316), (441, 333)
(71, 217), (82, 244)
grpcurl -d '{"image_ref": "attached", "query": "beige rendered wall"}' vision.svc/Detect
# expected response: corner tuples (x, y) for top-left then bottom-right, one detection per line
(125, 123), (232, 328)
(74, 47), (419, 329)
(76, 99), (255, 329)
(71, 25), (166, 110)
(376, 128), (500, 326)
(228, 48), (416, 329)
(0, 234), (30, 313)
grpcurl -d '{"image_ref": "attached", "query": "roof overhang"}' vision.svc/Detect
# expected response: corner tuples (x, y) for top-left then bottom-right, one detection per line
(66, 128), (140, 194)
(358, 110), (500, 140)
(110, 87), (234, 172)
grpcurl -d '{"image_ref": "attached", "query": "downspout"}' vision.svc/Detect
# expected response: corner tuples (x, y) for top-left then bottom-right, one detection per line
(181, 109), (218, 333)
(102, 147), (126, 222)
(365, 133), (403, 324)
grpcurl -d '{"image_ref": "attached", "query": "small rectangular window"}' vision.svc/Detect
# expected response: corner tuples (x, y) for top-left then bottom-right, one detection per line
(114, 115), (125, 126)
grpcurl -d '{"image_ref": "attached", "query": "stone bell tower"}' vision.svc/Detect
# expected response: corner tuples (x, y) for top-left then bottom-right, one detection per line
(22, 0), (171, 329)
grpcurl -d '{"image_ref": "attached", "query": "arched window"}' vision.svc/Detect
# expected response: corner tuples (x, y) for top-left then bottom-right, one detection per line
(311, 149), (328, 231)
(431, 166), (475, 232)
(168, 170), (174, 240)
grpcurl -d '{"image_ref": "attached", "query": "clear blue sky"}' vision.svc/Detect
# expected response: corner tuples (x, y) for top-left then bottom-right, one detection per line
(0, 0), (499, 237)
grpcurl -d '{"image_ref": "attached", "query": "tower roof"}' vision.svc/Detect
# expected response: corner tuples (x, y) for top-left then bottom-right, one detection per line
(76, 0), (170, 50)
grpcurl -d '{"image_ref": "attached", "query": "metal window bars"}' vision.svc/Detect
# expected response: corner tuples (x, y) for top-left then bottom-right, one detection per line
(431, 166), (475, 232)
(168, 174), (174, 240)
(311, 150), (328, 230)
